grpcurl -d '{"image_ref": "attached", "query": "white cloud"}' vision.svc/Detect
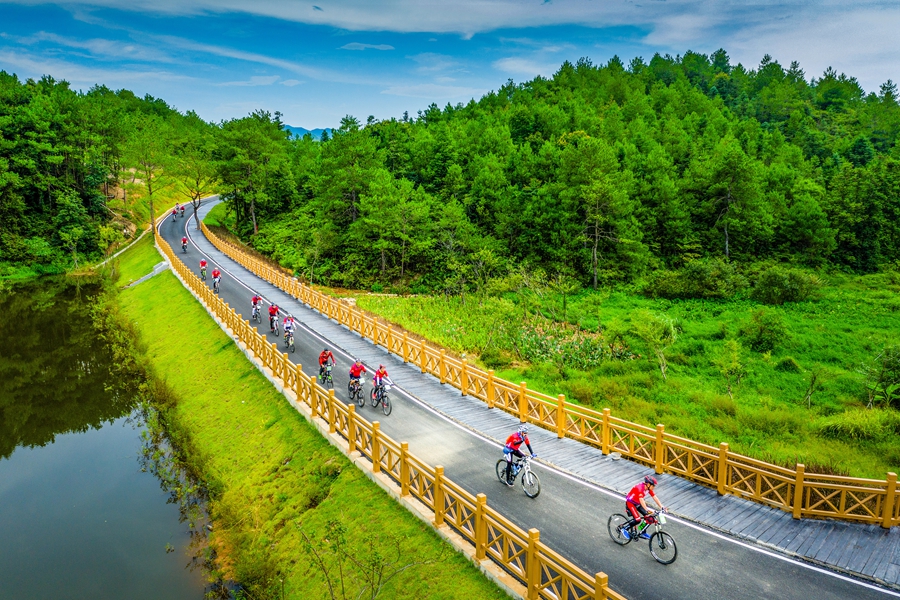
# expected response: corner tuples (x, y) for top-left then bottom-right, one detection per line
(279, 78), (302, 86)
(17, 31), (176, 63)
(218, 75), (280, 86)
(340, 42), (394, 50)
(409, 52), (459, 73)
(492, 56), (557, 78)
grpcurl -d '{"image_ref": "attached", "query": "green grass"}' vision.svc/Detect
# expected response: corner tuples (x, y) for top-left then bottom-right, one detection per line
(108, 233), (162, 286)
(203, 201), (230, 228)
(116, 268), (506, 599)
(357, 277), (900, 479)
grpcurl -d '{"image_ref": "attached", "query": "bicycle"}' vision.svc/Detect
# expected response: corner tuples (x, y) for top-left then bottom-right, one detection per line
(213, 277), (220, 294)
(182, 241), (187, 253)
(252, 304), (261, 324)
(284, 330), (295, 353)
(270, 316), (280, 337)
(495, 454), (541, 498)
(370, 383), (393, 416)
(200, 266), (207, 281)
(180, 206), (185, 218)
(348, 377), (365, 407)
(607, 509), (677, 565)
(319, 363), (334, 389)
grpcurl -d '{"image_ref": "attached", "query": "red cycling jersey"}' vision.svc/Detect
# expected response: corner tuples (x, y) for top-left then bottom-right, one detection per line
(251, 295), (261, 305)
(319, 351), (334, 365)
(268, 305), (279, 316)
(200, 259), (207, 268)
(349, 363), (366, 377)
(626, 482), (657, 505)
(373, 368), (389, 384)
(505, 432), (530, 451)
(212, 269), (221, 279)
(181, 237), (187, 244)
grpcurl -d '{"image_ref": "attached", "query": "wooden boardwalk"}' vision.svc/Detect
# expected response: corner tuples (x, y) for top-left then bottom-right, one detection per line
(186, 204), (900, 590)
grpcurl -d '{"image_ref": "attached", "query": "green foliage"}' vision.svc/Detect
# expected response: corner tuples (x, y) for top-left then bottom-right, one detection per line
(714, 340), (746, 398)
(816, 408), (900, 441)
(739, 309), (789, 352)
(751, 266), (822, 304)
(644, 258), (747, 299)
(775, 356), (803, 373)
(631, 309), (677, 380)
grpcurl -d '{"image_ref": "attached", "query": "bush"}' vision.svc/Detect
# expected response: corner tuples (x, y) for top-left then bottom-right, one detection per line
(739, 309), (789, 352)
(751, 266), (822, 305)
(643, 258), (747, 300)
(816, 408), (900, 441)
(479, 347), (510, 370)
(775, 356), (802, 373)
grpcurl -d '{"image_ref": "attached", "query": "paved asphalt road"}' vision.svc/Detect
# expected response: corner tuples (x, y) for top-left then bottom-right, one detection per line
(159, 204), (898, 600)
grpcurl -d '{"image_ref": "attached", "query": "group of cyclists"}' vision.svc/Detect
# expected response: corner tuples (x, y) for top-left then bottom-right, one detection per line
(171, 204), (186, 221)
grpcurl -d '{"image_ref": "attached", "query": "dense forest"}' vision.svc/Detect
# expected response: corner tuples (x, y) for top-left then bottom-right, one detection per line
(2, 50), (899, 285)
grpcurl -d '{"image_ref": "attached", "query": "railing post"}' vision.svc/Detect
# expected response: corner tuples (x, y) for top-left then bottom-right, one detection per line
(487, 370), (496, 408)
(293, 364), (303, 404)
(400, 442), (410, 497)
(475, 493), (487, 560)
(518, 381), (528, 423)
(372, 421), (381, 473)
(420, 339), (427, 373)
(526, 528), (540, 600)
(556, 395), (566, 438)
(439, 349), (447, 384)
(348, 404), (357, 454)
(402, 331), (409, 363)
(310, 375), (319, 418)
(717, 443), (729, 495)
(883, 472), (897, 528)
(602, 408), (610, 454)
(433, 466), (445, 526)
(792, 464), (805, 519)
(594, 572), (609, 600)
(461, 359), (469, 395)
(327, 389), (336, 434)
(655, 424), (665, 474)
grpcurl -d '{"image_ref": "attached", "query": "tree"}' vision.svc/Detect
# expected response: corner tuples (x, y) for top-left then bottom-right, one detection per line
(171, 117), (219, 230)
(715, 340), (746, 399)
(123, 113), (172, 230)
(53, 189), (89, 268)
(631, 309), (677, 381)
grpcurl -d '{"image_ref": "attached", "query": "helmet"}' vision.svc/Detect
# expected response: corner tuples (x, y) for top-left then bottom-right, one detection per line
(518, 424), (528, 435)
(644, 475), (658, 487)
(324, 348), (328, 352)
(379, 365), (384, 369)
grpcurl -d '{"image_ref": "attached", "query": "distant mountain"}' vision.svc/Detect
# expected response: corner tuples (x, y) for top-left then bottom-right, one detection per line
(284, 125), (332, 140)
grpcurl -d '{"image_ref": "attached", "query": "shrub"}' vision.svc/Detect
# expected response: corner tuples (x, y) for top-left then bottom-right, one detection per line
(739, 309), (789, 352)
(816, 408), (900, 441)
(751, 266), (822, 305)
(644, 258), (747, 300)
(479, 347), (510, 370)
(775, 356), (802, 373)
(710, 394), (737, 416)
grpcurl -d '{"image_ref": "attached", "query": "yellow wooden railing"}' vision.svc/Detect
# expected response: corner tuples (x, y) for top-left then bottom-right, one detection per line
(199, 221), (900, 529)
(156, 227), (624, 600)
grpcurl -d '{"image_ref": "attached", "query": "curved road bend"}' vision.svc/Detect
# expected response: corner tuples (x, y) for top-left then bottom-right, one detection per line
(159, 201), (897, 600)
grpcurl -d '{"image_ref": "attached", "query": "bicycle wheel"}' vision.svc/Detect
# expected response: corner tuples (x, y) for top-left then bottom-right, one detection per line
(289, 340), (295, 353)
(495, 459), (511, 484)
(649, 532), (677, 564)
(382, 395), (392, 416)
(370, 388), (380, 407)
(326, 375), (333, 390)
(607, 514), (632, 546)
(355, 386), (365, 407)
(521, 470), (541, 498)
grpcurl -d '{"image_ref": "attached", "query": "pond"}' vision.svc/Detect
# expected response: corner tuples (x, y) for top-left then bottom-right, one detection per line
(0, 279), (208, 599)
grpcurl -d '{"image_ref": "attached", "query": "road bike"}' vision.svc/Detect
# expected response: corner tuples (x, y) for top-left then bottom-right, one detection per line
(495, 454), (541, 498)
(270, 316), (280, 337)
(370, 383), (393, 416)
(349, 377), (365, 406)
(251, 304), (261, 324)
(200, 266), (207, 281)
(213, 277), (220, 294)
(284, 330), (295, 353)
(319, 363), (333, 389)
(180, 206), (185, 218)
(607, 509), (677, 565)
(182, 241), (187, 253)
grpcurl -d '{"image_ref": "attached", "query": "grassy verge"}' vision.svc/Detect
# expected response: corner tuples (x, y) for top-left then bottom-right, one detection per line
(115, 258), (506, 598)
(357, 283), (900, 479)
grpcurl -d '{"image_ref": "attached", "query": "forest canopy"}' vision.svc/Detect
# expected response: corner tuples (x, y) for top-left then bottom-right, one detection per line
(2, 49), (899, 286)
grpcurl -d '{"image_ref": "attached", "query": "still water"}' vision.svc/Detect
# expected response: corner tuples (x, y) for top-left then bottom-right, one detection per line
(0, 280), (207, 599)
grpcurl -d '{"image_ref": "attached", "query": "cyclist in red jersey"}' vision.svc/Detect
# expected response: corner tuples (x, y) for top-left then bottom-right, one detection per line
(373, 365), (392, 388)
(623, 476), (667, 539)
(251, 294), (262, 308)
(268, 303), (279, 331)
(502, 424), (535, 486)
(171, 207), (177, 221)
(319, 348), (335, 377)
(211, 268), (221, 280)
(199, 259), (207, 279)
(200, 259), (207, 269)
(349, 359), (366, 383)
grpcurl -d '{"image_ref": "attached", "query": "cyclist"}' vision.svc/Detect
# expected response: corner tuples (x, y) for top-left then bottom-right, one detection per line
(251, 294), (262, 317)
(211, 268), (221, 291)
(171, 207), (177, 221)
(319, 348), (335, 378)
(623, 475), (667, 540)
(349, 359), (367, 386)
(372, 364), (393, 396)
(283, 314), (296, 344)
(199, 258), (207, 280)
(181, 236), (188, 251)
(502, 424), (535, 486)
(180, 204), (185, 217)
(268, 303), (279, 332)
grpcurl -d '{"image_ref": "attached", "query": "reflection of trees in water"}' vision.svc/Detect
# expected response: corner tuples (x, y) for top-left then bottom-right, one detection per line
(0, 278), (138, 460)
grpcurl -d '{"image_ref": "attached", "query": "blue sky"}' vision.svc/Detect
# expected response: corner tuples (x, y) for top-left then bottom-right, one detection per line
(0, 1), (897, 129)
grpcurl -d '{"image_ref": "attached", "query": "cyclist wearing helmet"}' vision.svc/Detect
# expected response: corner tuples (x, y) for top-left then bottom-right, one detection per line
(502, 425), (535, 486)
(319, 348), (335, 377)
(623, 475), (667, 539)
